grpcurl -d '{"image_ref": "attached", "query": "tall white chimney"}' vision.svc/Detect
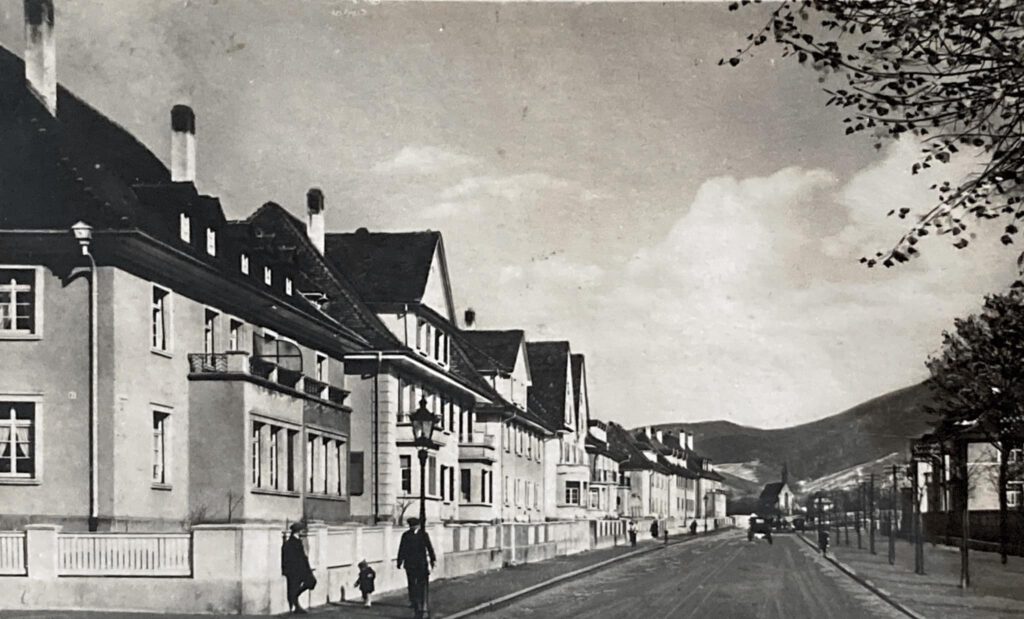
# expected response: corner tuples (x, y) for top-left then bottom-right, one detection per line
(655, 430), (663, 444)
(171, 104), (196, 182)
(24, 0), (56, 116)
(686, 432), (694, 451)
(306, 188), (325, 254)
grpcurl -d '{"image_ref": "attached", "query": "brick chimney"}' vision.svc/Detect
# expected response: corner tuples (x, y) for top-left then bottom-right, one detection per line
(306, 188), (325, 254)
(170, 105), (196, 182)
(24, 0), (56, 116)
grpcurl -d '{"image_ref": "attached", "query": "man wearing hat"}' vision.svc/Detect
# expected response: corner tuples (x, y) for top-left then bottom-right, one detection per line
(396, 517), (435, 617)
(281, 522), (315, 614)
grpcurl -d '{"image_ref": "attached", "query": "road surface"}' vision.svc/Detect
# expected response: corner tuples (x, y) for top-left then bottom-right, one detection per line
(476, 530), (904, 619)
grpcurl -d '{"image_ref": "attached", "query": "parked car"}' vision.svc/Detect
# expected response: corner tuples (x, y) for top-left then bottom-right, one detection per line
(747, 516), (773, 544)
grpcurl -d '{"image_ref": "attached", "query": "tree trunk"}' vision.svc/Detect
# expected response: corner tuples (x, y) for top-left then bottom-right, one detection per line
(960, 439), (970, 589)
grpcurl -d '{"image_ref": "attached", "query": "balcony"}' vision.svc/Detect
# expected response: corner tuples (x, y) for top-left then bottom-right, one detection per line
(459, 432), (497, 463)
(187, 352), (350, 409)
(395, 423), (449, 449)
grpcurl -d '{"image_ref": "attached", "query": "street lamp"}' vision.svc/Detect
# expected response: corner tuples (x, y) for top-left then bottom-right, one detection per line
(409, 398), (438, 619)
(71, 222), (99, 533)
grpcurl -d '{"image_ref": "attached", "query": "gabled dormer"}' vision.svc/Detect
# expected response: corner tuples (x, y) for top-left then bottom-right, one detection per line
(323, 229), (459, 369)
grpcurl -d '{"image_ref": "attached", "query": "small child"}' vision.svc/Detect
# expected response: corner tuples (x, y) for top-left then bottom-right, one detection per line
(354, 559), (376, 607)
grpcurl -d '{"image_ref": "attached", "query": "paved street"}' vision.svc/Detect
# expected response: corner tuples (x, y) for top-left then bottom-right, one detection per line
(478, 530), (904, 619)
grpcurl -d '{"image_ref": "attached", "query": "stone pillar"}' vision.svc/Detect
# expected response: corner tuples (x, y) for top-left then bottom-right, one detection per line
(193, 523), (286, 615)
(306, 522), (329, 607)
(24, 524), (60, 580)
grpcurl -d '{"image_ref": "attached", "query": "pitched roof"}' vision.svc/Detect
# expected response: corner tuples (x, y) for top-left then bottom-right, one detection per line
(607, 423), (672, 474)
(461, 330), (524, 375)
(759, 481), (785, 503)
(525, 341), (571, 432)
(323, 230), (440, 305)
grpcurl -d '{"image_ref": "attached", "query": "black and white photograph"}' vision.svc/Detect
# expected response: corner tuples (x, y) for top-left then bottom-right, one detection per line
(1, 0), (1023, 617)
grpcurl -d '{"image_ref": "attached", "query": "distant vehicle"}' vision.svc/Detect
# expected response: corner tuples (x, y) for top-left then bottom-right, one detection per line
(793, 517), (806, 532)
(747, 516), (773, 544)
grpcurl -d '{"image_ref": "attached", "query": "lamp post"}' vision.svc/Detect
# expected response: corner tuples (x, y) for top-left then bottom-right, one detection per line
(71, 222), (99, 533)
(409, 398), (438, 619)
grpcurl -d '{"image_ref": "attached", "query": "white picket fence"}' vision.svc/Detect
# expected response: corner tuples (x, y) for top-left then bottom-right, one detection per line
(57, 533), (192, 577)
(0, 532), (26, 575)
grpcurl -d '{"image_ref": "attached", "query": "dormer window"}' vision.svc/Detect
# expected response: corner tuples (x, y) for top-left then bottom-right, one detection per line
(263, 266), (273, 286)
(240, 253), (250, 275)
(179, 212), (191, 243)
(205, 228), (217, 256)
(284, 277), (293, 296)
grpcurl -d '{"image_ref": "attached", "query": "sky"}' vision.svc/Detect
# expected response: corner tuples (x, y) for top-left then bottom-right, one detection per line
(1, 1), (1018, 429)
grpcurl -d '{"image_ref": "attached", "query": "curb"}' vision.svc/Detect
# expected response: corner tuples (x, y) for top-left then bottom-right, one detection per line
(795, 533), (926, 619)
(443, 528), (731, 618)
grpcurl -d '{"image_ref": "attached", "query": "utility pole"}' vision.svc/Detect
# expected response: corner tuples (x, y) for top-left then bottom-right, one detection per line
(889, 464), (897, 565)
(959, 438), (970, 589)
(856, 482), (863, 550)
(911, 459), (924, 575)
(869, 473), (876, 555)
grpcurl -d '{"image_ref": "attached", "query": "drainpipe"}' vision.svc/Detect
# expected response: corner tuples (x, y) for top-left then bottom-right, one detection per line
(87, 249), (98, 532)
(71, 222), (99, 532)
(372, 351), (382, 523)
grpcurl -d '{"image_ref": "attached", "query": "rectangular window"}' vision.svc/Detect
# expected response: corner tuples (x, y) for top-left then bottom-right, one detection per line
(416, 319), (426, 352)
(396, 378), (407, 422)
(318, 436), (328, 494)
(349, 451), (364, 496)
(152, 411), (169, 484)
(306, 433), (316, 493)
(565, 481), (581, 506)
(401, 455), (412, 494)
(151, 287), (170, 352)
(515, 479), (521, 507)
(315, 353), (328, 383)
(461, 468), (471, 502)
(229, 319), (242, 351)
(504, 425), (510, 452)
(269, 429), (279, 489)
(434, 329), (443, 361)
(203, 309), (218, 355)
(263, 266), (273, 286)
(449, 466), (455, 501)
(205, 228), (216, 256)
(251, 421), (263, 487)
(284, 277), (293, 296)
(179, 212), (191, 243)
(240, 253), (250, 275)
(1009, 481), (1023, 508)
(286, 429), (298, 492)
(427, 455), (437, 496)
(504, 475), (510, 506)
(440, 465), (448, 502)
(0, 402), (35, 478)
(0, 268), (38, 336)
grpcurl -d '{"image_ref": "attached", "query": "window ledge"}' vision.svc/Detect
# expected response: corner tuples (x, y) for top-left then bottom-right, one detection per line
(251, 487), (301, 498)
(0, 477), (40, 486)
(150, 348), (174, 359)
(0, 333), (41, 341)
(151, 483), (173, 492)
(307, 493), (349, 503)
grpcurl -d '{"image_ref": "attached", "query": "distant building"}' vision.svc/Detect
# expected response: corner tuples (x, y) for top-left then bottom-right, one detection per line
(758, 465), (795, 518)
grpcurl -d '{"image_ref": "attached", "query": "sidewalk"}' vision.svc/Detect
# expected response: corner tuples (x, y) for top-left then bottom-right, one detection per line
(3, 530), (726, 619)
(817, 533), (1024, 619)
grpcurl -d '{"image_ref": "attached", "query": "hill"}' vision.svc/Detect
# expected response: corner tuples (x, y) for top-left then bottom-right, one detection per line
(648, 381), (937, 494)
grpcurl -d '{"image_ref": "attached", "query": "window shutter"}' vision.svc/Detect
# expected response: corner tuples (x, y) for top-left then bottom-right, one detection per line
(349, 451), (364, 496)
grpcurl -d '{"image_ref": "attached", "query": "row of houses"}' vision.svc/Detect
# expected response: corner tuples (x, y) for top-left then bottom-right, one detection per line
(0, 1), (726, 533)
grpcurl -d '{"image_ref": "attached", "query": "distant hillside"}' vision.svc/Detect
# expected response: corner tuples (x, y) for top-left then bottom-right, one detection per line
(799, 452), (907, 494)
(648, 381), (936, 494)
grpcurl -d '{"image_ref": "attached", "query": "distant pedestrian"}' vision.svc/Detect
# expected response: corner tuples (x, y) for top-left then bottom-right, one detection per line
(397, 517), (436, 618)
(689, 520), (698, 535)
(627, 520), (638, 547)
(818, 526), (830, 556)
(354, 559), (376, 608)
(281, 522), (315, 615)
(650, 519), (659, 539)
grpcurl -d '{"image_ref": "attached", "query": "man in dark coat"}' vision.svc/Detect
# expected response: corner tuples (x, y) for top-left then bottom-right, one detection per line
(650, 519), (659, 539)
(281, 522), (314, 614)
(396, 517), (436, 617)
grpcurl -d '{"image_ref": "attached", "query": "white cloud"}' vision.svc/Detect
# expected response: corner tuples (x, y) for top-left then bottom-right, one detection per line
(471, 142), (1018, 429)
(372, 145), (478, 175)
